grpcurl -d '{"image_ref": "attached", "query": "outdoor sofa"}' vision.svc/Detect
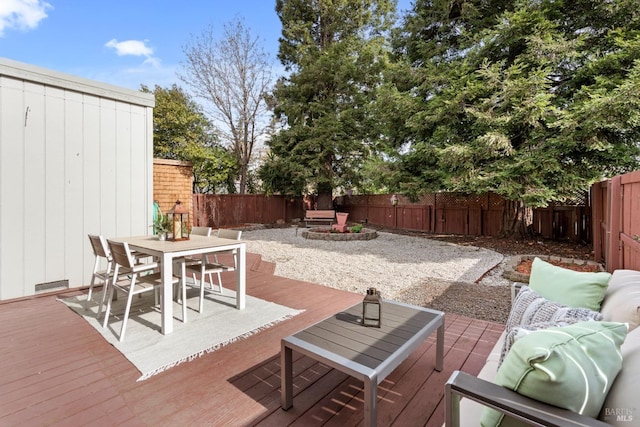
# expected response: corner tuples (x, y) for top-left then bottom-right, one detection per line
(445, 258), (640, 426)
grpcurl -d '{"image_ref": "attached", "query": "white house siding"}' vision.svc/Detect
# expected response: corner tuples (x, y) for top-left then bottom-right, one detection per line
(0, 58), (154, 300)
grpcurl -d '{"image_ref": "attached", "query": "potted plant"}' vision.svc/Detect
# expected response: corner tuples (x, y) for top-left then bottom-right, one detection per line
(153, 214), (170, 240)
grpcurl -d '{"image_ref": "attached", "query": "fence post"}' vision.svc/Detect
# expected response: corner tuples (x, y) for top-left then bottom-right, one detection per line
(591, 183), (603, 264)
(607, 176), (622, 272)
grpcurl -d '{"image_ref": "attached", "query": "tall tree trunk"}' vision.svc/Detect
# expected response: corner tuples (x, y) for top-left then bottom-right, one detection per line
(500, 200), (532, 238)
(316, 180), (333, 209)
(316, 191), (333, 209)
(238, 164), (247, 194)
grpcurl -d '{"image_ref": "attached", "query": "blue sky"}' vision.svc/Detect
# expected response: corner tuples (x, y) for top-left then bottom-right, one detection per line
(1, 0), (413, 91)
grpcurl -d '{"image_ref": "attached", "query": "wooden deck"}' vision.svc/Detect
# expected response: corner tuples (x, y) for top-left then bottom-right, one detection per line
(0, 253), (504, 426)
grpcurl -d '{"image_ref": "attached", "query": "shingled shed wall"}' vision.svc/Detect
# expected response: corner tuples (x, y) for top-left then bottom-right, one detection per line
(153, 159), (193, 217)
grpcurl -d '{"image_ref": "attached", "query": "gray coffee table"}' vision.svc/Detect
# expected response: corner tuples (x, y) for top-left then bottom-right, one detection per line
(281, 300), (444, 427)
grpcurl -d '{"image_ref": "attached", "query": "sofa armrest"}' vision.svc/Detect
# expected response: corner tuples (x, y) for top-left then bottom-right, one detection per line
(511, 282), (526, 305)
(444, 371), (609, 427)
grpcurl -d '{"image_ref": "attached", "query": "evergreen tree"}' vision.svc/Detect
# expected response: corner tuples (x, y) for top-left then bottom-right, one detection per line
(388, 0), (640, 235)
(260, 0), (395, 206)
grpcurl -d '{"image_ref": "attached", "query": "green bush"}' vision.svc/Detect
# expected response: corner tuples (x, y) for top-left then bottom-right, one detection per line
(350, 224), (364, 233)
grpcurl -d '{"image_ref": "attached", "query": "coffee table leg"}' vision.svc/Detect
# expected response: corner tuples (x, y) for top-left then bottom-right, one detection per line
(436, 319), (444, 372)
(364, 374), (378, 427)
(281, 341), (293, 410)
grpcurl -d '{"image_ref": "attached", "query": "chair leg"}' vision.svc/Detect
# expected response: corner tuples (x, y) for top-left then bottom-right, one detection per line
(88, 257), (101, 300)
(208, 272), (223, 293)
(216, 271), (224, 292)
(119, 275), (137, 342)
(102, 280), (116, 329)
(86, 274), (97, 309)
(97, 277), (110, 318)
(97, 260), (112, 317)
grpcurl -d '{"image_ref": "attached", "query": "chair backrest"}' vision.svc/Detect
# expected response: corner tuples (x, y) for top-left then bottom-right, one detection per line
(107, 240), (135, 269)
(217, 228), (242, 241)
(216, 229), (242, 257)
(88, 234), (110, 259)
(191, 226), (212, 236)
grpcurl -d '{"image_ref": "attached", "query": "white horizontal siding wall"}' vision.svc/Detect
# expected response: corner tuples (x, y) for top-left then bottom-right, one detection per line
(0, 57), (154, 300)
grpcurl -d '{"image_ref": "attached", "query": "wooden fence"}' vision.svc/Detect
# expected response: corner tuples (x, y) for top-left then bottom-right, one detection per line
(335, 193), (589, 241)
(334, 193), (505, 236)
(192, 194), (304, 228)
(193, 192), (589, 242)
(592, 171), (640, 272)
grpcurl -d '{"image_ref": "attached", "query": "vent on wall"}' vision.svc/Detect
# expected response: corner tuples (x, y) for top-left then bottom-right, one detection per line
(35, 280), (69, 294)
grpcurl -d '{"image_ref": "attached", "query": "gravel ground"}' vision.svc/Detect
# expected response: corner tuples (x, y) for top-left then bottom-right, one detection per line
(243, 227), (513, 323)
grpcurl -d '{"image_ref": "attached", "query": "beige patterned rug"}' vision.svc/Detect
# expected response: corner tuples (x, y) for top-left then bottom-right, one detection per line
(60, 288), (303, 381)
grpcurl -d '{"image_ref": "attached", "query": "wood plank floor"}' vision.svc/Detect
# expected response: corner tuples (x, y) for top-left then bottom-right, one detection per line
(0, 253), (503, 426)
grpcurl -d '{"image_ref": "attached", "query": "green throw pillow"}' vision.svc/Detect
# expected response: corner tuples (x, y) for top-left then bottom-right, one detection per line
(481, 321), (627, 427)
(528, 257), (611, 311)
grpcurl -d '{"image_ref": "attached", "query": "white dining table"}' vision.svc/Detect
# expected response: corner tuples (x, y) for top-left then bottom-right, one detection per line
(113, 234), (246, 335)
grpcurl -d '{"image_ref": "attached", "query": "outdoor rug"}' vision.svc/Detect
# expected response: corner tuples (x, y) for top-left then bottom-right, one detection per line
(60, 288), (303, 381)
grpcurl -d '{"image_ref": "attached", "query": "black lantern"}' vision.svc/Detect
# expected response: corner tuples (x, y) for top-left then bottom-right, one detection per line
(167, 200), (190, 241)
(362, 287), (382, 327)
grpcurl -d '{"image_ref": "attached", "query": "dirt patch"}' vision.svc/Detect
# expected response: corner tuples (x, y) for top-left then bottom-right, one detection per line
(515, 258), (600, 274)
(409, 233), (594, 261)
(427, 283), (512, 324)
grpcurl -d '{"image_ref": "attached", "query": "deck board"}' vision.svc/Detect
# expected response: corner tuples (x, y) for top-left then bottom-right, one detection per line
(0, 252), (503, 426)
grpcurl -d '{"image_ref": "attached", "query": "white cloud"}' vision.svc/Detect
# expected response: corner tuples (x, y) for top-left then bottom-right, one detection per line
(0, 0), (52, 37)
(105, 38), (160, 68)
(105, 38), (153, 57)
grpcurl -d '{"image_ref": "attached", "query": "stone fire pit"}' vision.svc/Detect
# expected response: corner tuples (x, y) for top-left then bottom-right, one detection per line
(301, 227), (378, 241)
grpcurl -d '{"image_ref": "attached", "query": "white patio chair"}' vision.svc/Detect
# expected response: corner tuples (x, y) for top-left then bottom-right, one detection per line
(184, 228), (242, 313)
(87, 234), (153, 313)
(172, 226), (212, 322)
(210, 228), (243, 287)
(102, 239), (180, 342)
(87, 234), (113, 315)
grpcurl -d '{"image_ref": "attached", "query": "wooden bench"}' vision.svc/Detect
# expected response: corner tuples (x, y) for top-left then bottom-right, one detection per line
(304, 210), (335, 227)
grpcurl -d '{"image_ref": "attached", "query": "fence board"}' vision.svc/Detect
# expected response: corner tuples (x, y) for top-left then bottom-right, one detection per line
(591, 181), (607, 264)
(609, 176), (623, 271)
(397, 206), (430, 231)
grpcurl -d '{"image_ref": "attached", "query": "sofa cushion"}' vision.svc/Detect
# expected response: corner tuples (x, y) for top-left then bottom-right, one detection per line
(454, 332), (505, 427)
(481, 321), (627, 426)
(599, 326), (640, 424)
(528, 257), (611, 311)
(600, 269), (640, 332)
(500, 286), (603, 365)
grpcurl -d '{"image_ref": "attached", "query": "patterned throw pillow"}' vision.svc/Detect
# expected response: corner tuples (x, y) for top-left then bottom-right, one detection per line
(499, 285), (603, 366)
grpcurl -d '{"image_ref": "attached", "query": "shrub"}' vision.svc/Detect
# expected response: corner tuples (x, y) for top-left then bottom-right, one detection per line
(350, 224), (364, 233)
